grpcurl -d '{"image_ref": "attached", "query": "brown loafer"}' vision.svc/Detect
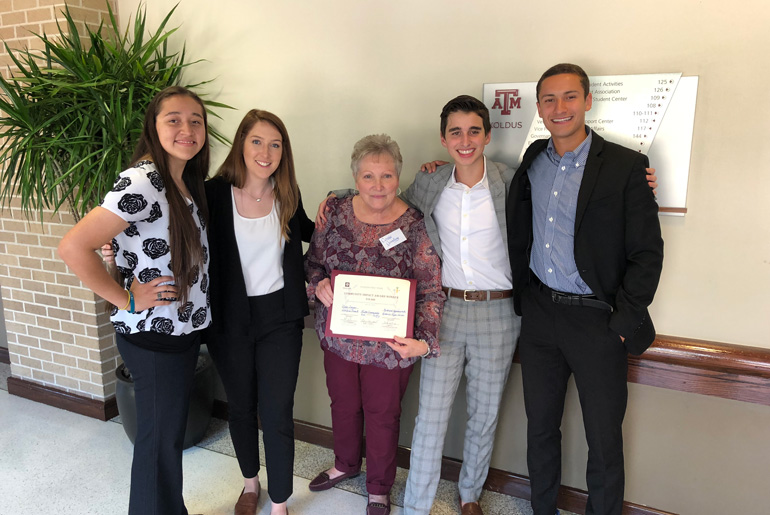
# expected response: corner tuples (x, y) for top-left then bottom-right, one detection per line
(366, 499), (390, 515)
(308, 469), (360, 491)
(234, 484), (260, 515)
(460, 498), (483, 515)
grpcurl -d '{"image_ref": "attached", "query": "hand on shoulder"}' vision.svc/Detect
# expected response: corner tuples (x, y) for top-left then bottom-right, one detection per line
(419, 160), (449, 174)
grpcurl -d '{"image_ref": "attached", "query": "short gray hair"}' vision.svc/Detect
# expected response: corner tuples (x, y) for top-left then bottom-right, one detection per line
(350, 134), (403, 178)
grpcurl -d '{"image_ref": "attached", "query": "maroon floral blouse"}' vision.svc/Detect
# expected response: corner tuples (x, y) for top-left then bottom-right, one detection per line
(306, 196), (445, 369)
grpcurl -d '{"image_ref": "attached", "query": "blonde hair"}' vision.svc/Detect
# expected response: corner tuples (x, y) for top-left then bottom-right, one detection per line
(350, 134), (403, 178)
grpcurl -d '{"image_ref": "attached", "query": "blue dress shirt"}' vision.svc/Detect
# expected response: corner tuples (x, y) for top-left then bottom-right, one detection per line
(529, 127), (593, 294)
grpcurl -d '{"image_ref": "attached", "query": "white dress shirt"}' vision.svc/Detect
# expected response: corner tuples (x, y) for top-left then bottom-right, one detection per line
(432, 157), (512, 291)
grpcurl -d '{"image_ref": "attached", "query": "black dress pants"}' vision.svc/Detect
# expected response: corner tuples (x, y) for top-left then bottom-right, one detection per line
(207, 289), (304, 504)
(519, 281), (628, 515)
(116, 332), (200, 515)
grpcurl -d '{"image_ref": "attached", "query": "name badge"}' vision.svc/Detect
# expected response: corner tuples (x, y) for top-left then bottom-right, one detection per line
(380, 228), (407, 250)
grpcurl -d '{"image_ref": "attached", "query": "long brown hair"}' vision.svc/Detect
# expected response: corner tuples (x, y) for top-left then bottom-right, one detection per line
(130, 86), (210, 304)
(214, 109), (299, 241)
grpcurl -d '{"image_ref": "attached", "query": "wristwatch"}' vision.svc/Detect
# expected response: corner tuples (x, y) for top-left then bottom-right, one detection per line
(419, 339), (431, 358)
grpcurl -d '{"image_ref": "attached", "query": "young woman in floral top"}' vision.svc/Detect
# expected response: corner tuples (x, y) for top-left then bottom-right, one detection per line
(59, 86), (211, 515)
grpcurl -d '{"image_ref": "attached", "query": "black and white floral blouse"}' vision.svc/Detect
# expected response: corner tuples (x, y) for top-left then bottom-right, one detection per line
(101, 161), (211, 336)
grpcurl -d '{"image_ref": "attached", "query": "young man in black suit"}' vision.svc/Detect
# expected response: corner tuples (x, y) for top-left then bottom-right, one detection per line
(506, 63), (664, 515)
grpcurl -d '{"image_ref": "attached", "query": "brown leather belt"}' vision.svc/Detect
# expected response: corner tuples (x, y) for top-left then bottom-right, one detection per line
(442, 287), (513, 301)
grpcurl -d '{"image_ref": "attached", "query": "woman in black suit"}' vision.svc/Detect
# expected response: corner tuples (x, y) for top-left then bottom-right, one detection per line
(205, 109), (313, 515)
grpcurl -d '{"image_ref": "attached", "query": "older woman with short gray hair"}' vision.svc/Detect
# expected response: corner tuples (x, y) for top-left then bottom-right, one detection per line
(349, 133), (404, 177)
(306, 134), (444, 515)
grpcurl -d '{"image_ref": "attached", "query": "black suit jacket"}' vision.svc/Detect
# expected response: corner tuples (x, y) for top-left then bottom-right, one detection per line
(506, 132), (664, 355)
(205, 176), (314, 336)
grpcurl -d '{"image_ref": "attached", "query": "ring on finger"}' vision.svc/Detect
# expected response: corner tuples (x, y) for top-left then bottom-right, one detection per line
(157, 292), (162, 301)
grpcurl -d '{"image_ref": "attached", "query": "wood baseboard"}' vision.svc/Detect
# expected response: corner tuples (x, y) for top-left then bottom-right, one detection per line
(7, 376), (118, 421)
(160, 404), (680, 514)
(289, 419), (675, 515)
(0, 346), (9, 364)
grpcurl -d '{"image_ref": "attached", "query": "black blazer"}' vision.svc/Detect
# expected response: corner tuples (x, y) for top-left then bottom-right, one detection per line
(205, 176), (314, 336)
(506, 132), (664, 355)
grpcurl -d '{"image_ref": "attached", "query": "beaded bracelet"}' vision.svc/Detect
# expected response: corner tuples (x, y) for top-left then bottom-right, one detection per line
(119, 289), (131, 311)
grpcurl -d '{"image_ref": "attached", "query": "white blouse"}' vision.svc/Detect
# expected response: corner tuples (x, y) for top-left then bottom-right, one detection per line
(231, 186), (285, 296)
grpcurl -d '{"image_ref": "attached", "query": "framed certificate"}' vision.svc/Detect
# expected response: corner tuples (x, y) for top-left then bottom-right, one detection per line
(325, 270), (417, 342)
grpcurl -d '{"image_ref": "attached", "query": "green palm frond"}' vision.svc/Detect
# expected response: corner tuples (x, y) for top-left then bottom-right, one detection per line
(0, 1), (233, 221)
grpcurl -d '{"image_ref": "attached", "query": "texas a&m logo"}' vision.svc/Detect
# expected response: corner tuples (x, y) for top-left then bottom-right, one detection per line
(491, 89), (521, 115)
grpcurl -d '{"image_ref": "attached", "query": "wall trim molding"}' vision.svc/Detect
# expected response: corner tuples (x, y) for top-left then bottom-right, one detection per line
(7, 376), (118, 421)
(629, 335), (770, 406)
(509, 334), (770, 406)
(0, 346), (9, 364)
(659, 207), (686, 214)
(312, 304), (770, 405)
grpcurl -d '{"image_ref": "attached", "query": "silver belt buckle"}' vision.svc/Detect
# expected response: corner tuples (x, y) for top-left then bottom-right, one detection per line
(463, 289), (477, 301)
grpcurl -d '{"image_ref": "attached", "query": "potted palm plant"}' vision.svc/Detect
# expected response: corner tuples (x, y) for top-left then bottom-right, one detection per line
(0, 1), (230, 445)
(0, 1), (231, 220)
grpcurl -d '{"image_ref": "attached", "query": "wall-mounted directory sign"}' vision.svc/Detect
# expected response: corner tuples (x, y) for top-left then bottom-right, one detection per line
(482, 73), (698, 215)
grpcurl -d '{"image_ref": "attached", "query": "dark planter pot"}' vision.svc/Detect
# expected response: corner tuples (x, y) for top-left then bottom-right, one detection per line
(114, 345), (215, 450)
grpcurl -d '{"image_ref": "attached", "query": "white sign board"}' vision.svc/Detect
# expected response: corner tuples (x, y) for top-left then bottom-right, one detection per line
(482, 73), (698, 215)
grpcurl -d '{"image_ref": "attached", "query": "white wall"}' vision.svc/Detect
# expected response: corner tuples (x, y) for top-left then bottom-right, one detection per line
(116, 1), (770, 513)
(118, 0), (770, 349)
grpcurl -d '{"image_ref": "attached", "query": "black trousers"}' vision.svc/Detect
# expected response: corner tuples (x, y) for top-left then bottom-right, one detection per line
(519, 281), (628, 515)
(207, 289), (304, 504)
(116, 332), (200, 515)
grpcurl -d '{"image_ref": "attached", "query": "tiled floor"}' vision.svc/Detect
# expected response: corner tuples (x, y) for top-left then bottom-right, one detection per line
(0, 362), (547, 514)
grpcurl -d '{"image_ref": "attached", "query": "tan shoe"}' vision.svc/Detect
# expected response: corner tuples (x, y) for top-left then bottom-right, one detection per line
(234, 484), (260, 515)
(460, 497), (483, 515)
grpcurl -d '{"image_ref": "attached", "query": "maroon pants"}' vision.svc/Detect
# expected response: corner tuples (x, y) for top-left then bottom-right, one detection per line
(323, 349), (414, 495)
